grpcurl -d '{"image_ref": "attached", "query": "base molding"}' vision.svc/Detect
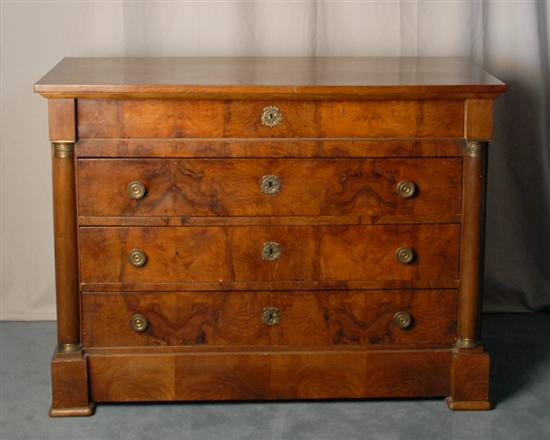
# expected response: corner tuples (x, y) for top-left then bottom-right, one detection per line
(49, 346), (493, 415)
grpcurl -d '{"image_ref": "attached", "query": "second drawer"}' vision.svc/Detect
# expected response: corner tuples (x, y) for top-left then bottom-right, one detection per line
(77, 158), (462, 220)
(79, 224), (460, 285)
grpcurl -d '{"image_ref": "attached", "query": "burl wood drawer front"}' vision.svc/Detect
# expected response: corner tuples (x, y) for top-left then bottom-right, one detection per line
(81, 290), (457, 347)
(77, 158), (461, 219)
(79, 224), (459, 285)
(77, 99), (464, 138)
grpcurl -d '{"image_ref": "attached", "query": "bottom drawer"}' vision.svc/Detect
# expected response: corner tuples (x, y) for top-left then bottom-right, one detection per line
(82, 290), (457, 347)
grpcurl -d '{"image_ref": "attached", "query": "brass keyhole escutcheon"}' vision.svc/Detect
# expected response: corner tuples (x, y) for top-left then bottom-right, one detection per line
(261, 106), (283, 127)
(262, 241), (281, 262)
(128, 180), (147, 200)
(394, 311), (413, 330)
(260, 175), (281, 194)
(130, 313), (149, 332)
(128, 249), (147, 267)
(262, 307), (281, 326)
(395, 246), (415, 265)
(395, 180), (416, 199)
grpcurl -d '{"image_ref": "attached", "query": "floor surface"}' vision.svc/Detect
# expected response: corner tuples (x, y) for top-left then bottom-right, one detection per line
(1, 313), (549, 440)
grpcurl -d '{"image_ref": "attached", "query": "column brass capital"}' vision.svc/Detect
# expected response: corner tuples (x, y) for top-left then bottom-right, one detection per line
(465, 141), (488, 158)
(52, 141), (75, 159)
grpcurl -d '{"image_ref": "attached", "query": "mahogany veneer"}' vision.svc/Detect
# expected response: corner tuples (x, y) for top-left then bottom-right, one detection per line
(35, 57), (506, 416)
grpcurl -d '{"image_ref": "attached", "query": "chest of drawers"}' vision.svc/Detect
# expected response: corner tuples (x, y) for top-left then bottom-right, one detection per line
(35, 57), (505, 416)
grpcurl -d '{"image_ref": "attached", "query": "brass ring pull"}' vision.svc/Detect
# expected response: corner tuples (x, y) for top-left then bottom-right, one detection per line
(262, 307), (281, 326)
(128, 180), (147, 200)
(394, 311), (413, 330)
(128, 249), (147, 267)
(395, 246), (415, 264)
(260, 175), (281, 194)
(395, 180), (416, 199)
(262, 241), (281, 261)
(261, 106), (283, 127)
(130, 313), (149, 332)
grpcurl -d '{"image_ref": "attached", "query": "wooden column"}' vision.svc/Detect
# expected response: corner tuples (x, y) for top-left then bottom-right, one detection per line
(456, 140), (488, 348)
(48, 99), (94, 416)
(51, 140), (79, 349)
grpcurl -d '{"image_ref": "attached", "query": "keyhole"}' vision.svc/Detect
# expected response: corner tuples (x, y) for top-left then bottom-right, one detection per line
(262, 307), (281, 325)
(262, 241), (281, 261)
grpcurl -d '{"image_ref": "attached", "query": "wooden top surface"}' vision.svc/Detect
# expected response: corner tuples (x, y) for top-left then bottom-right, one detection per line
(34, 57), (506, 99)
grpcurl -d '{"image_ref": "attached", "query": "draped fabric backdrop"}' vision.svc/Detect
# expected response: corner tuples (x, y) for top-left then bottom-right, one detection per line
(1, 1), (548, 319)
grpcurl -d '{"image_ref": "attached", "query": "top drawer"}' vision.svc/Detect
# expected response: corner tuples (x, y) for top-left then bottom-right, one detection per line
(77, 99), (465, 138)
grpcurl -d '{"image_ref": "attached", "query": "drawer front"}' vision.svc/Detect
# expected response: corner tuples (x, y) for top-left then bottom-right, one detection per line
(79, 224), (459, 285)
(77, 99), (464, 138)
(77, 158), (462, 219)
(82, 290), (458, 347)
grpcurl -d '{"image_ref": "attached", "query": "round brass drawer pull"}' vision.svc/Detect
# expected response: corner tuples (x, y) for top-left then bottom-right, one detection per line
(395, 180), (416, 199)
(128, 180), (147, 200)
(395, 246), (415, 264)
(130, 313), (149, 332)
(262, 307), (281, 326)
(128, 249), (147, 267)
(262, 241), (281, 262)
(260, 175), (281, 194)
(261, 105), (283, 127)
(394, 311), (413, 330)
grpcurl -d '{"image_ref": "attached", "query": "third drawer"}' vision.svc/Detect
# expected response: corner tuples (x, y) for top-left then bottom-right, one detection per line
(81, 290), (458, 347)
(79, 224), (460, 286)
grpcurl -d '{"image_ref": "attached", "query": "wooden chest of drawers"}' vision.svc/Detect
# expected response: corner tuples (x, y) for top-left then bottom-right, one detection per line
(35, 57), (505, 416)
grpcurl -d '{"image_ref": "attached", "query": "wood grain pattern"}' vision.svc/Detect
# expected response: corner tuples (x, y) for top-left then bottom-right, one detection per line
(80, 280), (460, 292)
(77, 99), (464, 138)
(77, 158), (462, 219)
(88, 348), (453, 402)
(465, 99), (494, 140)
(81, 290), (457, 347)
(317, 100), (464, 138)
(48, 99), (75, 141)
(78, 224), (460, 285)
(34, 57), (506, 99)
(78, 215), (462, 228)
(75, 138), (465, 159)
